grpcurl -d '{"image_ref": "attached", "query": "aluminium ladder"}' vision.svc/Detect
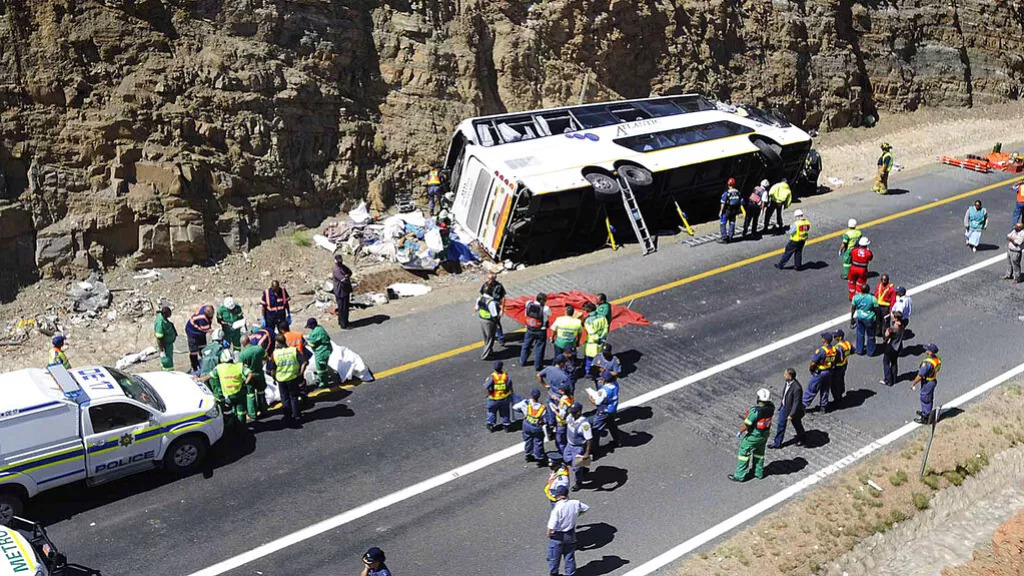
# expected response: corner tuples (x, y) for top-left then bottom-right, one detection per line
(617, 174), (657, 255)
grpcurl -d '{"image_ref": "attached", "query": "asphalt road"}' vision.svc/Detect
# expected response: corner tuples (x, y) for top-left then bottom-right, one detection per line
(37, 164), (1024, 576)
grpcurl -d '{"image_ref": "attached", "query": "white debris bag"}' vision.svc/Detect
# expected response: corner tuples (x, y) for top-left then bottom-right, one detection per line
(313, 234), (338, 253)
(387, 283), (431, 298)
(115, 346), (159, 370)
(263, 377), (281, 405)
(348, 201), (372, 225)
(329, 341), (375, 382)
(425, 228), (444, 253)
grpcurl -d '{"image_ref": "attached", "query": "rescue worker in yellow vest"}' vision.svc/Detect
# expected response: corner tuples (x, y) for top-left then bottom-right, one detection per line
(271, 334), (307, 426)
(485, 361), (513, 432)
(763, 178), (793, 233)
(48, 335), (71, 369)
(838, 219), (863, 279)
(209, 351), (247, 424)
(544, 459), (571, 508)
(831, 329), (853, 404)
(477, 293), (501, 361)
(550, 305), (583, 361)
(581, 302), (608, 376)
(874, 142), (894, 195)
(775, 209), (810, 271)
(728, 388), (775, 482)
(911, 344), (942, 424)
(803, 332), (836, 413)
(513, 388), (549, 466)
(426, 165), (444, 216)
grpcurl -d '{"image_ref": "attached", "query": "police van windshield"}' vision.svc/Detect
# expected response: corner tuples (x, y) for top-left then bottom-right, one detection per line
(105, 367), (165, 412)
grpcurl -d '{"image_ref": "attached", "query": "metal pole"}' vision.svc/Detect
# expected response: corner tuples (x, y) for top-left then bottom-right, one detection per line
(579, 72), (590, 105)
(919, 404), (941, 478)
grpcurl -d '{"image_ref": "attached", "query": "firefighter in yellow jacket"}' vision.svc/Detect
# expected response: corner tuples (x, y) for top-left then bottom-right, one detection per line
(874, 143), (894, 194)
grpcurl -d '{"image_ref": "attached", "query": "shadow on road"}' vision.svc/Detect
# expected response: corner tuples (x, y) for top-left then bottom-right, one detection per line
(252, 401), (356, 433)
(617, 349), (643, 377)
(885, 188), (910, 196)
(577, 522), (617, 551)
(939, 406), (965, 422)
(616, 406), (653, 426)
(765, 456), (808, 477)
(577, 555), (630, 576)
(975, 242), (1000, 252)
(798, 260), (828, 271)
(588, 466), (628, 492)
(901, 344), (926, 358)
(801, 429), (830, 449)
(838, 388), (875, 410)
(350, 314), (390, 328)
(618, 430), (653, 450)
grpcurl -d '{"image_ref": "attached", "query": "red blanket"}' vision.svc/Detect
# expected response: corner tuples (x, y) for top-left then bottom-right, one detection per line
(504, 290), (650, 339)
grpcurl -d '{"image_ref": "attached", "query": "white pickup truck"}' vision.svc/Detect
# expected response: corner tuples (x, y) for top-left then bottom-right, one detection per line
(0, 365), (224, 525)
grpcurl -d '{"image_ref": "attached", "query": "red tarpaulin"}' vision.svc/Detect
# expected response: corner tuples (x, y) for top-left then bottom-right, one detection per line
(504, 291), (650, 339)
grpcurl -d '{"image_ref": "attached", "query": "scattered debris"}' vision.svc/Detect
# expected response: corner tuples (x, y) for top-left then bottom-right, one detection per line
(867, 479), (884, 492)
(351, 292), (389, 307)
(67, 273), (113, 313)
(133, 269), (162, 280)
(827, 176), (845, 188)
(386, 283), (431, 299)
(348, 201), (372, 225)
(115, 346), (159, 370)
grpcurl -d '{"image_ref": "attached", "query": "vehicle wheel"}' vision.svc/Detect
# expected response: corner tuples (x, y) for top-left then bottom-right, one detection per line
(584, 172), (620, 200)
(752, 138), (783, 167)
(0, 490), (24, 526)
(164, 436), (207, 475)
(618, 164), (654, 188)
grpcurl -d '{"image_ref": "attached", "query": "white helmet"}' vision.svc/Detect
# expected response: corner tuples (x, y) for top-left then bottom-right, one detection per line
(223, 296), (236, 309)
(859, 237), (870, 246)
(793, 209), (804, 217)
(760, 179), (769, 188)
(848, 218), (857, 228)
(756, 388), (771, 402)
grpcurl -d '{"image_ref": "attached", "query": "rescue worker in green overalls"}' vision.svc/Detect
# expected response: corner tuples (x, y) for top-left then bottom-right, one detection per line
(728, 388), (775, 483)
(154, 306), (177, 371)
(239, 335), (268, 421)
(581, 302), (608, 377)
(208, 350), (246, 423)
(838, 219), (863, 279)
(874, 143), (894, 195)
(216, 297), (244, 350)
(305, 318), (334, 388)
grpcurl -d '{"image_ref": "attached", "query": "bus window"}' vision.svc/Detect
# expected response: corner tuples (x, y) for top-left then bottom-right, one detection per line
(475, 122), (497, 146)
(671, 96), (716, 112)
(536, 112), (577, 135)
(467, 169), (494, 232)
(637, 100), (683, 118)
(573, 106), (619, 129)
(608, 104), (651, 122)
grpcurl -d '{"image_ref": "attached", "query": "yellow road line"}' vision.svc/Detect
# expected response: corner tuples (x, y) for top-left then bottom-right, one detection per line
(316, 173), (1024, 386)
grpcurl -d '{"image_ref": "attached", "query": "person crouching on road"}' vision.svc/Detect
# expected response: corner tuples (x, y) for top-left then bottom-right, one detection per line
(769, 369), (805, 449)
(729, 388), (775, 482)
(514, 388), (548, 466)
(485, 361), (513, 432)
(544, 459), (571, 508)
(361, 546), (392, 576)
(589, 370), (623, 458)
(271, 333), (306, 427)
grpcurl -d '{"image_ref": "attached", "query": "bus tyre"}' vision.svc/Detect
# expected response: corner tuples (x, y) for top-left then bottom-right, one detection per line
(164, 436), (207, 475)
(753, 138), (783, 167)
(0, 489), (24, 526)
(618, 165), (653, 188)
(585, 173), (620, 200)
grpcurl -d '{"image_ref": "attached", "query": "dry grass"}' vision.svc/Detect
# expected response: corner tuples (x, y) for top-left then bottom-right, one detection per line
(814, 100), (1024, 191)
(677, 382), (1024, 576)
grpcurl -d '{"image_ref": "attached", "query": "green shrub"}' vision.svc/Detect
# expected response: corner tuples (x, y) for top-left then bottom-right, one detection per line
(921, 474), (941, 490)
(912, 492), (930, 510)
(889, 470), (908, 487)
(292, 229), (313, 247)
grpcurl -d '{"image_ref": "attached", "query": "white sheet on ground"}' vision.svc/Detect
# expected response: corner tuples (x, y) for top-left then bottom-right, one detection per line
(387, 282), (432, 297)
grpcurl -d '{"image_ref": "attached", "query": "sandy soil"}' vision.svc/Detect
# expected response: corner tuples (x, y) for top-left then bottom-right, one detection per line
(945, 510), (1024, 576)
(675, 380), (1024, 576)
(3, 101), (1024, 373)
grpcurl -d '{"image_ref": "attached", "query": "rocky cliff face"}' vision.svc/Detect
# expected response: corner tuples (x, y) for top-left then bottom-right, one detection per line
(1, 0), (1022, 296)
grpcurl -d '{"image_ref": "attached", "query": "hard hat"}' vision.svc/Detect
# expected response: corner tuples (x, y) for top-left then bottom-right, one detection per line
(52, 335), (65, 346)
(223, 297), (235, 309)
(881, 142), (892, 150)
(859, 237), (870, 246)
(848, 218), (857, 228)
(727, 178), (736, 186)
(793, 209), (804, 217)
(756, 388), (771, 402)
(760, 179), (769, 188)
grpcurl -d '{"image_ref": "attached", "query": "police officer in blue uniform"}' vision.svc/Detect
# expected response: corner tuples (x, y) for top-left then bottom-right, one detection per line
(513, 388), (549, 466)
(589, 370), (622, 457)
(803, 332), (836, 413)
(910, 343), (942, 424)
(484, 361), (513, 432)
(719, 178), (743, 243)
(563, 403), (593, 491)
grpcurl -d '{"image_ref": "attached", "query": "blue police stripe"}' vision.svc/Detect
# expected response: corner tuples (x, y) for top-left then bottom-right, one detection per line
(38, 468), (86, 485)
(1, 448), (85, 475)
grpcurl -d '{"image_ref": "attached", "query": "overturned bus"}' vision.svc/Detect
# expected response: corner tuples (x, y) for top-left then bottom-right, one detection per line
(442, 94), (813, 262)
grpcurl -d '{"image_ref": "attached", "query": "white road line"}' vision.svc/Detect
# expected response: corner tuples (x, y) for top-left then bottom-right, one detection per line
(189, 254), (1003, 576)
(622, 361), (1024, 576)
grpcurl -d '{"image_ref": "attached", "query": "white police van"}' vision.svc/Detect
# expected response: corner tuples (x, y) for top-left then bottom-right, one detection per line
(0, 364), (224, 525)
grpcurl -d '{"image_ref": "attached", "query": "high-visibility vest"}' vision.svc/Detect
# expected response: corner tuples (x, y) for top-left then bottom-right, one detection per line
(814, 345), (836, 371)
(843, 229), (863, 251)
(262, 288), (290, 313)
(273, 347), (301, 382)
(284, 331), (306, 356)
(477, 295), (494, 319)
(850, 247), (872, 268)
(189, 311), (212, 333)
(553, 316), (582, 344)
(217, 363), (245, 396)
(878, 151), (894, 173)
(770, 182), (792, 204)
(553, 394), (573, 426)
(834, 340), (853, 367)
(875, 283), (895, 306)
(922, 356), (942, 381)
(49, 347), (70, 369)
(525, 402), (547, 425)
(253, 329), (272, 352)
(790, 218), (810, 242)
(749, 404), (775, 430)
(544, 468), (570, 502)
(1017, 184), (1024, 204)
(488, 372), (511, 400)
(583, 315), (608, 357)
(427, 169), (442, 186)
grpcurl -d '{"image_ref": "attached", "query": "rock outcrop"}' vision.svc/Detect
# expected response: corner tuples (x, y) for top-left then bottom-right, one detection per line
(1, 0), (1022, 297)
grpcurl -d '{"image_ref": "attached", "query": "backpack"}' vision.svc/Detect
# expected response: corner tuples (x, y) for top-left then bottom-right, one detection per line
(525, 301), (545, 329)
(749, 188), (762, 205)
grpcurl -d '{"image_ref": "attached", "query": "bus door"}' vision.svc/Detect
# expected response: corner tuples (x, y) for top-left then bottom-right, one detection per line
(479, 180), (515, 255)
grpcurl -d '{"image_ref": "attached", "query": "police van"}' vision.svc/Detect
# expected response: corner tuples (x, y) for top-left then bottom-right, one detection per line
(0, 364), (224, 525)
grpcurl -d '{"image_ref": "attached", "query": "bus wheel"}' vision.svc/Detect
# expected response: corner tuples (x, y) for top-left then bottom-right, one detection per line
(618, 165), (653, 188)
(752, 138), (783, 167)
(585, 173), (620, 199)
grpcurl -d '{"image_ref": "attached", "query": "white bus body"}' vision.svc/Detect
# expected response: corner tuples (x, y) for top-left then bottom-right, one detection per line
(443, 94), (812, 261)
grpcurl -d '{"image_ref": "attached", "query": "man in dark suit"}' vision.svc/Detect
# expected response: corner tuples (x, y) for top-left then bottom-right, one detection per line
(769, 368), (806, 448)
